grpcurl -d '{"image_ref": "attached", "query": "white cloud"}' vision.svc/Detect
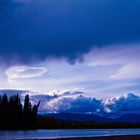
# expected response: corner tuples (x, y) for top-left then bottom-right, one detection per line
(32, 92), (140, 117)
(84, 44), (140, 80)
(103, 93), (140, 115)
(26, 89), (85, 113)
(110, 63), (140, 80)
(42, 95), (103, 114)
(5, 65), (48, 81)
(85, 44), (140, 67)
(48, 88), (84, 96)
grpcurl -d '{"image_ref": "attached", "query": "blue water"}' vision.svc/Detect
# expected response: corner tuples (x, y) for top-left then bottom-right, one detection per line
(0, 129), (140, 139)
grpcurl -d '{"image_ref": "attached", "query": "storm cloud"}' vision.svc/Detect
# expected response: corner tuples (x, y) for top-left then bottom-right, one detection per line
(1, 0), (140, 64)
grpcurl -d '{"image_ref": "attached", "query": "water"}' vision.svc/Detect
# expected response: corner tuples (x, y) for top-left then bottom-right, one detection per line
(0, 129), (140, 139)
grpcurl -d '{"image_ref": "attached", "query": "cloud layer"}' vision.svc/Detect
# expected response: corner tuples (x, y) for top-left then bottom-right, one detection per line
(5, 65), (48, 81)
(1, 0), (140, 63)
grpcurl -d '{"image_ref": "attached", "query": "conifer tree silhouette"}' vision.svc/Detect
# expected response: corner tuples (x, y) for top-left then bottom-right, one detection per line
(0, 94), (40, 129)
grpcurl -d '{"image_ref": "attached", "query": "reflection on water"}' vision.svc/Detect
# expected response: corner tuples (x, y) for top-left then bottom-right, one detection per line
(0, 129), (140, 139)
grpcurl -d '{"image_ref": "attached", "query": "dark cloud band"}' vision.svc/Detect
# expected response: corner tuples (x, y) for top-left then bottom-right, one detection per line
(0, 0), (140, 64)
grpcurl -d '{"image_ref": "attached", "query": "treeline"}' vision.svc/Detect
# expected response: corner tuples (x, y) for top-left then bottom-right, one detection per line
(38, 117), (140, 129)
(0, 94), (40, 129)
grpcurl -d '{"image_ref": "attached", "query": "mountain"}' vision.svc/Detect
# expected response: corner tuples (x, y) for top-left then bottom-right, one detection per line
(40, 113), (140, 123)
(41, 113), (114, 122)
(116, 114), (140, 123)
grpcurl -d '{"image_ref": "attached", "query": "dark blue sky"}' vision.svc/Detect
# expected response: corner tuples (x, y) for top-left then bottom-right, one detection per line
(0, 0), (140, 64)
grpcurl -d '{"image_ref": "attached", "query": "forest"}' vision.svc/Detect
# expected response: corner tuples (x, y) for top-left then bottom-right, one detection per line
(0, 94), (40, 129)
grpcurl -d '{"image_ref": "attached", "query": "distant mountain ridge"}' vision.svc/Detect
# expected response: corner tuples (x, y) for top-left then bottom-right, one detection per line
(116, 114), (140, 123)
(40, 113), (140, 123)
(43, 113), (113, 122)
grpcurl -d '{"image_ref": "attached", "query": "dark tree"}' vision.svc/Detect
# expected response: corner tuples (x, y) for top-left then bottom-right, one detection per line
(0, 94), (40, 129)
(24, 95), (31, 113)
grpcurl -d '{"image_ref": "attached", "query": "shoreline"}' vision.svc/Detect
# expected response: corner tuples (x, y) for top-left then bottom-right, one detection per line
(54, 135), (140, 140)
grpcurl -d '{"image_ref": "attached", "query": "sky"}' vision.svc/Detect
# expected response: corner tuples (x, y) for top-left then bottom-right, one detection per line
(0, 0), (140, 102)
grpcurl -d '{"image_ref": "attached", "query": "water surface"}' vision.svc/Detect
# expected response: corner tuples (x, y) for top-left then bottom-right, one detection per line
(0, 129), (140, 139)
